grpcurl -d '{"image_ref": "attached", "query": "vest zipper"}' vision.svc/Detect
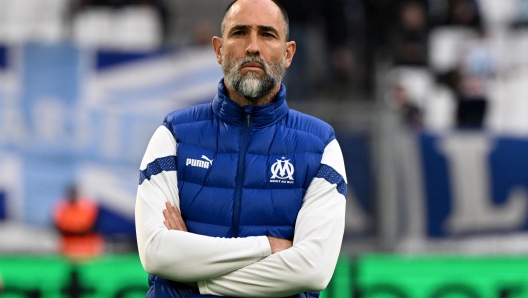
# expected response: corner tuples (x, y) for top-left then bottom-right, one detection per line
(233, 113), (251, 237)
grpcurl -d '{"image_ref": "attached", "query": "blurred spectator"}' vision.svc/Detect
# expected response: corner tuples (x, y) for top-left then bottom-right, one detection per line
(392, 83), (424, 130)
(390, 1), (429, 66)
(442, 0), (483, 30)
(321, 0), (355, 94)
(53, 185), (104, 262)
(277, 0), (354, 100)
(361, 0), (398, 94)
(453, 30), (497, 128)
(361, 0), (430, 95)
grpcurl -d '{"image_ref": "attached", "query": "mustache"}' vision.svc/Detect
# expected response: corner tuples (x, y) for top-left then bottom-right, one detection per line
(236, 56), (269, 72)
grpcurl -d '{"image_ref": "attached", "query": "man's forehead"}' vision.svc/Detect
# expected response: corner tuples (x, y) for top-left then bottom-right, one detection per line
(224, 0), (284, 31)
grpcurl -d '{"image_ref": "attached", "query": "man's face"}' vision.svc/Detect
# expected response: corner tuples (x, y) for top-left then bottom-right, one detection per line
(221, 45), (285, 101)
(213, 0), (295, 102)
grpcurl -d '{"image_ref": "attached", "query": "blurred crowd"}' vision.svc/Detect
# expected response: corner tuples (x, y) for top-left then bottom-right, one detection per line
(0, 1), (506, 101)
(379, 0), (528, 132)
(65, 0), (528, 132)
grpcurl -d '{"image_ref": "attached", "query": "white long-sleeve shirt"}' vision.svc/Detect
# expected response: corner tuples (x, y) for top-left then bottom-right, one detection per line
(135, 125), (347, 297)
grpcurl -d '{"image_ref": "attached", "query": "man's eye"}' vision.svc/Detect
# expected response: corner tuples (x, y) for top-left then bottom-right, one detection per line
(262, 32), (275, 38)
(233, 31), (245, 36)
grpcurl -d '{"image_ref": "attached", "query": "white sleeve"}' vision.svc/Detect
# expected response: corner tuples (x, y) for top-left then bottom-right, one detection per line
(135, 125), (271, 282)
(198, 139), (347, 297)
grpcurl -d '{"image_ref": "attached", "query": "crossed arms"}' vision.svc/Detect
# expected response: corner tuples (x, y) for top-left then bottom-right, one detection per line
(163, 201), (292, 255)
(135, 125), (347, 297)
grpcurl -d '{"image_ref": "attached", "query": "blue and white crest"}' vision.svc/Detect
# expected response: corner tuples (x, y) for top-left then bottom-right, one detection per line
(270, 157), (294, 181)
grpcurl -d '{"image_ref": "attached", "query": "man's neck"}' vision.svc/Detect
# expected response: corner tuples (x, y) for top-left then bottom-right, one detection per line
(225, 83), (280, 107)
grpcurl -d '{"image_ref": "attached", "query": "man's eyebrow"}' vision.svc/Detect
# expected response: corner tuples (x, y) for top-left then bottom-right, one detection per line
(258, 25), (279, 36)
(228, 24), (280, 36)
(229, 24), (251, 32)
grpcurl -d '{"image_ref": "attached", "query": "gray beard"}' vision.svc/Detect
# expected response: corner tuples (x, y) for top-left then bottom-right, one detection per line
(222, 54), (285, 102)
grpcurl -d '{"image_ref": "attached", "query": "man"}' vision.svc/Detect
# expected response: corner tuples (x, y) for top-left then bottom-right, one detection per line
(135, 0), (347, 297)
(53, 185), (104, 261)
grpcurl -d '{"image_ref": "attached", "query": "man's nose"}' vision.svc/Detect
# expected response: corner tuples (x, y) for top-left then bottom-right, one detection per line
(246, 32), (260, 55)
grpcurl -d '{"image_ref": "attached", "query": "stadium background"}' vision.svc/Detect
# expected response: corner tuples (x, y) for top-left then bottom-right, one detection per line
(2, 0), (528, 297)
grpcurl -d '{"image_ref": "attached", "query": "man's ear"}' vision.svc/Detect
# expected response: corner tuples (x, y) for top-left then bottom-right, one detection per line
(212, 36), (223, 64)
(284, 41), (296, 69)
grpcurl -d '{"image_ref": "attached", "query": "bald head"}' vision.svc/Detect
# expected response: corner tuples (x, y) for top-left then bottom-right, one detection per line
(220, 0), (290, 41)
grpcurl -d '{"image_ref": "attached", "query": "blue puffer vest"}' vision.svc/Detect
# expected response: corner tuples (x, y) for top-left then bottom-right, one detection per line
(147, 81), (334, 298)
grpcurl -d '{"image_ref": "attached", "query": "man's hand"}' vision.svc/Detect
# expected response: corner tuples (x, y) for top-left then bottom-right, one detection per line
(267, 236), (292, 254)
(163, 202), (196, 287)
(163, 201), (188, 232)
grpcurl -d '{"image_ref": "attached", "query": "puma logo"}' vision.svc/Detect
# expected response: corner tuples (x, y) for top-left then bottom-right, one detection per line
(201, 155), (214, 165)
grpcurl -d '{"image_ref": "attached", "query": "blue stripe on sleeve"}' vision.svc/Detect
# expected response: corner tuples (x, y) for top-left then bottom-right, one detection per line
(315, 164), (347, 197)
(139, 156), (177, 185)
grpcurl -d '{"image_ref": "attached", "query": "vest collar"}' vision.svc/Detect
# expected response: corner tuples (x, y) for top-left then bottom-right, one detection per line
(212, 79), (289, 128)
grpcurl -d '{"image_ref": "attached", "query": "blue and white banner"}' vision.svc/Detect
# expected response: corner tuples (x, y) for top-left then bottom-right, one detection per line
(421, 133), (528, 237)
(0, 42), (223, 238)
(394, 131), (528, 253)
